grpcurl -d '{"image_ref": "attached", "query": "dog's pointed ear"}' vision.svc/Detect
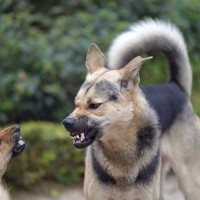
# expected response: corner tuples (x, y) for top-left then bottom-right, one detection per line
(85, 43), (106, 74)
(120, 56), (153, 87)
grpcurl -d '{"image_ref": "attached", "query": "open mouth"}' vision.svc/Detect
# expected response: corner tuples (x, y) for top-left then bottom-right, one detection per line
(12, 126), (25, 157)
(12, 136), (25, 157)
(70, 129), (97, 149)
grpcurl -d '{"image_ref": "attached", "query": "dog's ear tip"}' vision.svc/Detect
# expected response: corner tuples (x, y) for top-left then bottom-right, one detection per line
(88, 43), (101, 53)
(89, 43), (98, 49)
(144, 56), (153, 60)
(90, 43), (97, 46)
(135, 56), (153, 63)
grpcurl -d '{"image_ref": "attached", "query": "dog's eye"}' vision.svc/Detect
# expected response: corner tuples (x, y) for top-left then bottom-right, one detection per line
(88, 103), (101, 110)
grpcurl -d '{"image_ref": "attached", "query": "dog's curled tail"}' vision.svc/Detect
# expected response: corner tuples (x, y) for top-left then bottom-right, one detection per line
(107, 19), (192, 97)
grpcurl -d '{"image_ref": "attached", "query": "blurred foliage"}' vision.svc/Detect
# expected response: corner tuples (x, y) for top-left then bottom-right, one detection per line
(4, 121), (84, 187)
(0, 0), (200, 124)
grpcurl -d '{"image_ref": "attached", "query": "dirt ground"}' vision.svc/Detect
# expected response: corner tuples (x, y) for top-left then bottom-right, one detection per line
(12, 173), (184, 200)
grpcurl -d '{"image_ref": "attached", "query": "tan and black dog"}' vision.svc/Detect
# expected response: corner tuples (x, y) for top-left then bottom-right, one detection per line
(0, 125), (25, 200)
(63, 19), (200, 200)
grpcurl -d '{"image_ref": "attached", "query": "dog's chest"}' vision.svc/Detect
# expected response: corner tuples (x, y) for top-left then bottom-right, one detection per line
(85, 182), (153, 200)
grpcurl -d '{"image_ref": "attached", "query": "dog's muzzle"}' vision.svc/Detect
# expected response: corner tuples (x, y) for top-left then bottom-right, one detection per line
(63, 117), (97, 149)
(12, 125), (25, 157)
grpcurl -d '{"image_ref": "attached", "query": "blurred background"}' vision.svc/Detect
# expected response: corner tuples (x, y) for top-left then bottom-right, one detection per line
(0, 0), (200, 198)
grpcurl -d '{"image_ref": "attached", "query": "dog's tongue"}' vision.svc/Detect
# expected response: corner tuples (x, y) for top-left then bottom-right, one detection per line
(12, 137), (25, 157)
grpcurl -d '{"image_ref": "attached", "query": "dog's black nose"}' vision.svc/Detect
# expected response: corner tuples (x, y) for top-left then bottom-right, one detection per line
(13, 124), (20, 132)
(63, 117), (76, 130)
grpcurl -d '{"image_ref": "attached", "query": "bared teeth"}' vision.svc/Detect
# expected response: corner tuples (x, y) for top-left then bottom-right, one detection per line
(81, 133), (85, 141)
(71, 133), (85, 142)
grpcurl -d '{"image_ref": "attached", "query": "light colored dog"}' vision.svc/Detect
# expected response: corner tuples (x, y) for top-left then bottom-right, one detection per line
(0, 125), (25, 200)
(63, 19), (200, 200)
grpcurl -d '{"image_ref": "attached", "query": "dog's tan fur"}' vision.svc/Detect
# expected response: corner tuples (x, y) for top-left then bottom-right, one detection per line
(0, 125), (25, 200)
(63, 19), (200, 200)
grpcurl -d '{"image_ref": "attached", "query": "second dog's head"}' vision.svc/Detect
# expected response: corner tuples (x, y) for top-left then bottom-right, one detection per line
(0, 125), (25, 177)
(63, 44), (152, 148)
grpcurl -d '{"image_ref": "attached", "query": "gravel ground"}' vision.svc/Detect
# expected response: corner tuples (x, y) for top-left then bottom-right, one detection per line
(12, 174), (184, 200)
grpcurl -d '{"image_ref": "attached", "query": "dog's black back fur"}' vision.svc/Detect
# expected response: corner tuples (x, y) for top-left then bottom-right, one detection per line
(141, 82), (188, 133)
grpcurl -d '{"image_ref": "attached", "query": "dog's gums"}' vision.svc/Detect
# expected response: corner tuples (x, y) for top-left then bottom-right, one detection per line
(70, 129), (97, 148)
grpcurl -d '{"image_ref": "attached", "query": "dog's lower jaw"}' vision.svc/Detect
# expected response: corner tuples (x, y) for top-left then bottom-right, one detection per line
(12, 138), (25, 157)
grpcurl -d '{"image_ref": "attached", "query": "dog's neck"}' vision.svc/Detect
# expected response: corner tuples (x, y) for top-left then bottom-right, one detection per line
(96, 105), (160, 162)
(89, 109), (161, 187)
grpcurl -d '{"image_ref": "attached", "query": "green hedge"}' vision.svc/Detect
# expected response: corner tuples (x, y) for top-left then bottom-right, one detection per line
(4, 121), (84, 188)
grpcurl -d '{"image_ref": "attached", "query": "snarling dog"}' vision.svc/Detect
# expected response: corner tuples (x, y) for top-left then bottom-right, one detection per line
(63, 19), (200, 200)
(0, 125), (25, 200)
